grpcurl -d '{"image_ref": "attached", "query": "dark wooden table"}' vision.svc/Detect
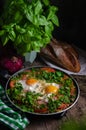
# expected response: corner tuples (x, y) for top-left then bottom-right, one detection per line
(0, 57), (86, 130)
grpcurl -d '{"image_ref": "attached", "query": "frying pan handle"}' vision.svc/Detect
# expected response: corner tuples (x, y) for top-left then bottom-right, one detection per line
(0, 69), (11, 79)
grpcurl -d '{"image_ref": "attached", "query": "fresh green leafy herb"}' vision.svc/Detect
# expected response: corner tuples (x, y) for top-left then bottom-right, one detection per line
(0, 0), (59, 55)
(48, 98), (60, 112)
(7, 67), (77, 113)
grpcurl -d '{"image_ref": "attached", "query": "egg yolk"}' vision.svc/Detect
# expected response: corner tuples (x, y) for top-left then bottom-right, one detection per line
(45, 85), (58, 94)
(26, 78), (38, 85)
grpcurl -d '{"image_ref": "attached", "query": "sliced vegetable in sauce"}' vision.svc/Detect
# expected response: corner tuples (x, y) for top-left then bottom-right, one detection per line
(7, 67), (77, 114)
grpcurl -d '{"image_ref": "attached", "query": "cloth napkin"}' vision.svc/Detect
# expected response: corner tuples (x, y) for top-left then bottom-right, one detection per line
(0, 85), (29, 130)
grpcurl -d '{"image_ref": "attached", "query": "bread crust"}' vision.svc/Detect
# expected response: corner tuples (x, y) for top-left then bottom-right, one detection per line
(40, 38), (81, 72)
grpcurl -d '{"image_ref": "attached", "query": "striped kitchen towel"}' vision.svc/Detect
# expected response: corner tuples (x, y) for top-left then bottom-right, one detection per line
(0, 85), (29, 130)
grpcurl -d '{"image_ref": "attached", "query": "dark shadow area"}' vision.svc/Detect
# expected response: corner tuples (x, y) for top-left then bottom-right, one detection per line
(51, 0), (86, 51)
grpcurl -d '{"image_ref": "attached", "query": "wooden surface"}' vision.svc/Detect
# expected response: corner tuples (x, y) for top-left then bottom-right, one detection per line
(0, 57), (86, 130)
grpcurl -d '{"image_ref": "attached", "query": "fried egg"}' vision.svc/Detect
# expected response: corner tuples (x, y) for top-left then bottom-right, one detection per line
(41, 83), (59, 102)
(44, 83), (59, 94)
(18, 78), (60, 102)
(18, 78), (38, 92)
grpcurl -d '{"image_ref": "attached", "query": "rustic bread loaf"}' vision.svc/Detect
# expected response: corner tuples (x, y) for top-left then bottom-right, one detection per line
(40, 38), (81, 72)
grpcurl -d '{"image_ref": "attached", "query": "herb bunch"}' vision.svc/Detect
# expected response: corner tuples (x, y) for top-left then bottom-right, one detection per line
(0, 0), (59, 55)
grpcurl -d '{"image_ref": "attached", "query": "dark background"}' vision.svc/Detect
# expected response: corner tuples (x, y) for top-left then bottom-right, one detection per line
(0, 0), (86, 51)
(51, 0), (86, 51)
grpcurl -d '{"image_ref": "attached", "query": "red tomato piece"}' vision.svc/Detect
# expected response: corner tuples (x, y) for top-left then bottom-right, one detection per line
(34, 108), (48, 113)
(9, 80), (16, 88)
(41, 67), (55, 72)
(58, 103), (69, 110)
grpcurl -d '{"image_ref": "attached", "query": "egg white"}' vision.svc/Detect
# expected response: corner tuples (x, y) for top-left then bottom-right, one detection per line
(18, 80), (38, 92)
(18, 79), (60, 102)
